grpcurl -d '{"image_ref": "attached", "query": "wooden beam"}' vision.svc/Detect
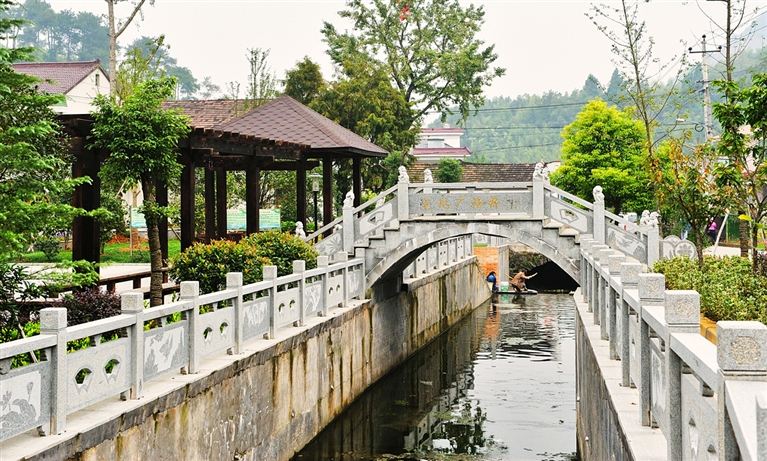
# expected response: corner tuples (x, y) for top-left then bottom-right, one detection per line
(296, 158), (307, 226)
(205, 168), (215, 242)
(246, 160), (260, 234)
(71, 149), (100, 267)
(323, 156), (333, 231)
(353, 156), (362, 208)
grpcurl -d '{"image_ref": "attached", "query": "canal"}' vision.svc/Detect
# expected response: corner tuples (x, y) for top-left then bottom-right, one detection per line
(292, 293), (577, 461)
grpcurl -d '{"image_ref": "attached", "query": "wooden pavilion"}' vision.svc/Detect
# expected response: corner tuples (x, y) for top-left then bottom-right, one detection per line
(65, 95), (388, 265)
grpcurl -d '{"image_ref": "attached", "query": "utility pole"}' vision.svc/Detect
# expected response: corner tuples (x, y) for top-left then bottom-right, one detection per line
(688, 35), (721, 141)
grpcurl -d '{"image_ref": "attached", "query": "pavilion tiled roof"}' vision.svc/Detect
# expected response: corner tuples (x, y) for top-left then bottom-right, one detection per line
(161, 100), (244, 129)
(12, 60), (103, 94)
(408, 161), (537, 183)
(216, 95), (388, 156)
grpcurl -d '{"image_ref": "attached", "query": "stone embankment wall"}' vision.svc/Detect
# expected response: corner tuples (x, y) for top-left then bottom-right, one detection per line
(55, 258), (486, 461)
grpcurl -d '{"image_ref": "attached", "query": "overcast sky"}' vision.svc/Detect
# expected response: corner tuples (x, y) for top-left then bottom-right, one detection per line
(48, 0), (767, 101)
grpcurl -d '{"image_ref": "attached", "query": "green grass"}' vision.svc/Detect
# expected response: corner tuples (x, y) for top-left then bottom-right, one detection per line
(9, 240), (181, 264)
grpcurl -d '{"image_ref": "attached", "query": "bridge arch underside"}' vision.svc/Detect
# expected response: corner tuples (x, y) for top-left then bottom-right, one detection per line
(367, 221), (581, 288)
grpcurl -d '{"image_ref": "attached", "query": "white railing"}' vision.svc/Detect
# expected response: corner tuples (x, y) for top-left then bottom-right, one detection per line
(580, 237), (767, 460)
(0, 253), (365, 443)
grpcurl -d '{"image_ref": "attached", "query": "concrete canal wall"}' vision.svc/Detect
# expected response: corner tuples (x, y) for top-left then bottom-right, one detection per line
(10, 258), (487, 461)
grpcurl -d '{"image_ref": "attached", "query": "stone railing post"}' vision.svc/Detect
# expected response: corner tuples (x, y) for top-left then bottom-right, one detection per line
(179, 281), (200, 373)
(596, 248), (613, 333)
(226, 272), (243, 354)
(39, 308), (67, 435)
(579, 236), (594, 303)
(337, 251), (349, 305)
(589, 244), (609, 310)
(607, 254), (625, 359)
(593, 196), (605, 245)
(532, 178), (544, 219)
(343, 204), (355, 254)
(355, 248), (366, 299)
(293, 261), (306, 327)
(664, 290), (701, 460)
(758, 394), (767, 460)
(716, 321), (767, 460)
(121, 292), (144, 399)
(647, 225), (660, 267)
(620, 262), (642, 387)
(638, 273), (665, 427)
(263, 266), (278, 338)
(318, 256), (329, 316)
(397, 181), (409, 221)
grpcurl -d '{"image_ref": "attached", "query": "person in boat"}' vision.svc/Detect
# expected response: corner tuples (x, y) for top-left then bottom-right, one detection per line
(510, 270), (537, 292)
(486, 271), (499, 292)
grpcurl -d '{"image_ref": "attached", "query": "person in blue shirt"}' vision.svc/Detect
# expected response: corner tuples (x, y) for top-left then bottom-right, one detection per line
(487, 271), (498, 292)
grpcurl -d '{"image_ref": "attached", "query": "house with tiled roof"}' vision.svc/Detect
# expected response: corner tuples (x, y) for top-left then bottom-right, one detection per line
(13, 60), (109, 115)
(408, 160), (561, 183)
(413, 124), (472, 163)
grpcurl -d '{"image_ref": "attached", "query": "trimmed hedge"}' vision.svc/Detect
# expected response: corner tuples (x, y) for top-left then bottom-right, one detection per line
(653, 256), (767, 323)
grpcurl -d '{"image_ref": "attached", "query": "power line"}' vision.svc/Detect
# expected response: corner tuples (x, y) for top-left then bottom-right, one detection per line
(473, 143), (562, 153)
(426, 101), (590, 115)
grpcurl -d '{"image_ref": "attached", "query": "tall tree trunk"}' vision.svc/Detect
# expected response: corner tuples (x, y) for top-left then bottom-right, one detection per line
(141, 179), (164, 307)
(107, 0), (117, 94)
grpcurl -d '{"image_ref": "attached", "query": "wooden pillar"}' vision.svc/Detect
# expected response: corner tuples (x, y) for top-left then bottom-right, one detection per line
(246, 160), (260, 234)
(71, 150), (101, 267)
(156, 179), (168, 263)
(323, 156), (333, 226)
(296, 157), (307, 226)
(205, 168), (215, 242)
(353, 155), (362, 207)
(180, 152), (195, 251)
(216, 168), (227, 239)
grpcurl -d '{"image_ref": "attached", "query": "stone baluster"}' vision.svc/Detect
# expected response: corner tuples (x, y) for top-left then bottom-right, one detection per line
(226, 273), (244, 354)
(589, 244), (609, 311)
(293, 261), (306, 327)
(647, 225), (660, 268)
(39, 308), (67, 435)
(593, 195), (605, 245)
(397, 179), (409, 221)
(638, 273), (665, 427)
(596, 248), (613, 333)
(532, 176), (544, 219)
(179, 281), (201, 373)
(343, 201), (354, 254)
(620, 262), (641, 387)
(664, 290), (701, 460)
(263, 266), (278, 338)
(318, 256), (329, 316)
(337, 251), (349, 305)
(121, 292), (144, 398)
(579, 236), (594, 303)
(758, 394), (767, 460)
(716, 321), (767, 460)
(607, 254), (625, 359)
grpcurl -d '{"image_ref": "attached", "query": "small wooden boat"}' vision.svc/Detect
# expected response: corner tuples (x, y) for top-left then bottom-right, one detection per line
(494, 289), (538, 296)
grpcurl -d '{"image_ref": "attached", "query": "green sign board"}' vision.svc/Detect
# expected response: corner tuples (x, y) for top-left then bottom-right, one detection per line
(130, 208), (146, 228)
(226, 209), (281, 230)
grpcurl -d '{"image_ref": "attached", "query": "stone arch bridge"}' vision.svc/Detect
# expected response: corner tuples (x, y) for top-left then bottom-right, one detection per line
(305, 178), (697, 289)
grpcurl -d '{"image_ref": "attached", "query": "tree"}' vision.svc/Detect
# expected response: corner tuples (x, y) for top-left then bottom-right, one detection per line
(653, 138), (732, 263)
(550, 99), (652, 214)
(0, 0), (88, 259)
(435, 158), (463, 183)
(91, 77), (190, 306)
(713, 74), (767, 271)
(588, 0), (687, 163)
(322, 0), (505, 122)
(284, 56), (326, 105)
(105, 0), (155, 93)
(114, 35), (167, 101)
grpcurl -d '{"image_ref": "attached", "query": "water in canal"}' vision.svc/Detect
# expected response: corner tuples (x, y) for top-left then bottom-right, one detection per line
(292, 293), (577, 461)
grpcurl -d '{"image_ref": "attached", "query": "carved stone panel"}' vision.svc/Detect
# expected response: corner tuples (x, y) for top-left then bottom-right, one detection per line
(409, 191), (531, 216)
(0, 363), (48, 441)
(607, 227), (647, 263)
(549, 199), (591, 233)
(144, 322), (188, 382)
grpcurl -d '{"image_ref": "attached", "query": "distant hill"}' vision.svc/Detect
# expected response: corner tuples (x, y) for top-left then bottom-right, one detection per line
(433, 47), (766, 164)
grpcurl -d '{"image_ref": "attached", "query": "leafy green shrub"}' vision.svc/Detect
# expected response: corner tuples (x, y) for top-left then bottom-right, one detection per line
(653, 256), (767, 323)
(34, 236), (61, 262)
(58, 289), (122, 326)
(281, 221), (296, 233)
(169, 239), (271, 294)
(242, 231), (318, 276)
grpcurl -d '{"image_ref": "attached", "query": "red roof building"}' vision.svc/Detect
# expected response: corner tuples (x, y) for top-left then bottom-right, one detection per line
(12, 60), (109, 115)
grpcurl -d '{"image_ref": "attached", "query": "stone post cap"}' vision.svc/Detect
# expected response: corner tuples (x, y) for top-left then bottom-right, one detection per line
(179, 281), (200, 299)
(263, 265), (278, 280)
(293, 260), (306, 273)
(717, 321), (767, 373)
(121, 292), (145, 313)
(597, 248), (613, 265)
(336, 251), (349, 262)
(620, 262), (643, 286)
(317, 256), (329, 267)
(608, 254), (626, 274)
(665, 290), (700, 325)
(226, 272), (243, 288)
(638, 273), (665, 302)
(40, 308), (67, 332)
(355, 248), (366, 259)
(580, 237), (595, 252)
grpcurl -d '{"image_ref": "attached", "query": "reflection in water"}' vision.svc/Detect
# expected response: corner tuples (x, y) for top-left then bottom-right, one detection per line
(292, 294), (577, 461)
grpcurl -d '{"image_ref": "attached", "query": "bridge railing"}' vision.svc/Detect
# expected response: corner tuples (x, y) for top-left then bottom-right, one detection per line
(579, 238), (767, 460)
(402, 234), (474, 279)
(0, 252), (365, 444)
